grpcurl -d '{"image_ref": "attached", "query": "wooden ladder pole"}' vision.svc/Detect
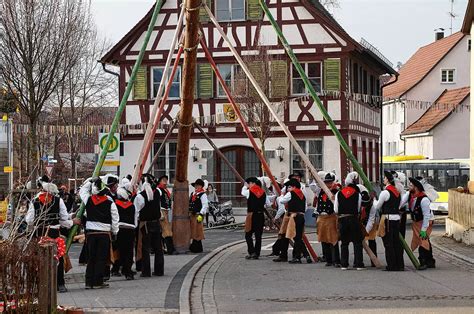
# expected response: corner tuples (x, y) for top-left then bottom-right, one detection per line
(146, 119), (178, 174)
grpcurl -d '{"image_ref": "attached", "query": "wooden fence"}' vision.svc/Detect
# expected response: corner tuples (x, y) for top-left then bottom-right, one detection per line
(448, 189), (474, 229)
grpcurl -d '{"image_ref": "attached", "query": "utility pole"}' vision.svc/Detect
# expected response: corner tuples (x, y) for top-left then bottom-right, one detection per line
(172, 0), (201, 253)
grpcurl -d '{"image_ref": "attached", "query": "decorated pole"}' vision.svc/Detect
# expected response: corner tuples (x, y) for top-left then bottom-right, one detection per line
(172, 0), (202, 253)
(130, 6), (186, 187)
(199, 38), (319, 261)
(256, 0), (417, 268)
(65, 0), (164, 252)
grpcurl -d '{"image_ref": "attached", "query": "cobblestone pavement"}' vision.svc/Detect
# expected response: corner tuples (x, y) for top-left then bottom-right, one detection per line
(59, 228), (245, 313)
(190, 224), (474, 313)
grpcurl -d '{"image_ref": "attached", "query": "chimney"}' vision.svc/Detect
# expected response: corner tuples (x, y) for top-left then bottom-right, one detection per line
(435, 28), (445, 41)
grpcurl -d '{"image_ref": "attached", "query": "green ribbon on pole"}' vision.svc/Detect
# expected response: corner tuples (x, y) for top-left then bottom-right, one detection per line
(66, 0), (164, 252)
(259, 0), (419, 269)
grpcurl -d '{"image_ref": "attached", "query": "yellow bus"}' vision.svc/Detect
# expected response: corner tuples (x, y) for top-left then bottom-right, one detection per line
(383, 156), (470, 213)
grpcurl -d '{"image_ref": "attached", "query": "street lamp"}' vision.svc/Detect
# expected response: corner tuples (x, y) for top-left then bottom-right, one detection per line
(190, 144), (200, 162)
(275, 144), (285, 162)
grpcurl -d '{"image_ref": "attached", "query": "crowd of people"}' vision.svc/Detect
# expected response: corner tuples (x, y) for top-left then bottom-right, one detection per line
(242, 170), (438, 272)
(23, 167), (438, 292)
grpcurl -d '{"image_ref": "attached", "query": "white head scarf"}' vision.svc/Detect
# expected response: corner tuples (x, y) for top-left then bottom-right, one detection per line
(141, 176), (154, 201)
(42, 182), (59, 195)
(394, 172), (406, 195)
(117, 187), (130, 201)
(420, 179), (439, 202)
(345, 171), (359, 186)
(317, 171), (327, 181)
(257, 176), (272, 189)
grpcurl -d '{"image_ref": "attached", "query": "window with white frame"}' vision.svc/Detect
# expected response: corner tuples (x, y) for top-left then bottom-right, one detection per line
(291, 140), (323, 181)
(153, 142), (177, 183)
(217, 64), (245, 97)
(152, 67), (181, 99)
(216, 0), (245, 21)
(291, 63), (322, 95)
(441, 69), (455, 84)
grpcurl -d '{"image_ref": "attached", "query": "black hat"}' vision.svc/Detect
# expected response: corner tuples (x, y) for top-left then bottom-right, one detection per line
(384, 171), (395, 184)
(324, 173), (336, 183)
(106, 176), (119, 186)
(409, 177), (424, 192)
(245, 177), (259, 185)
(391, 170), (399, 178)
(158, 175), (169, 183)
(126, 174), (132, 181)
(191, 179), (205, 187)
(287, 178), (301, 189)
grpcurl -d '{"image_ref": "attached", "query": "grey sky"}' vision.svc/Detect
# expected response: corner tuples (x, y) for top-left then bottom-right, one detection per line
(91, 0), (469, 65)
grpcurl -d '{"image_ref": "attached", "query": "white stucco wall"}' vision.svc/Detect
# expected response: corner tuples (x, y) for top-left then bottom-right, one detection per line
(120, 140), (151, 177)
(382, 100), (405, 156)
(405, 35), (471, 126)
(432, 96), (470, 159)
(405, 136), (433, 158)
(471, 22), (474, 180)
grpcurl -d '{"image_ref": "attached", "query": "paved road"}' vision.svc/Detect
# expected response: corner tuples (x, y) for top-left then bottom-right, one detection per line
(190, 224), (474, 313)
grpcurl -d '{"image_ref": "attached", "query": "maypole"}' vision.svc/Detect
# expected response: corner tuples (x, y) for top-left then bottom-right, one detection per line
(65, 0), (164, 252)
(130, 6), (186, 187)
(172, 0), (202, 253)
(257, 0), (418, 268)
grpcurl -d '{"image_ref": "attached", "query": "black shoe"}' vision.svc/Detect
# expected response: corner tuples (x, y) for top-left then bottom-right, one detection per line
(334, 263), (341, 268)
(325, 262), (334, 267)
(125, 275), (135, 280)
(58, 284), (68, 293)
(111, 271), (122, 277)
(245, 254), (252, 260)
(418, 264), (428, 270)
(267, 253), (279, 257)
(85, 285), (93, 290)
(273, 257), (288, 262)
(250, 253), (259, 260)
(288, 258), (302, 264)
(427, 260), (436, 268)
(95, 283), (109, 289)
(152, 272), (164, 276)
(306, 257), (313, 264)
(103, 276), (110, 282)
(140, 273), (151, 277)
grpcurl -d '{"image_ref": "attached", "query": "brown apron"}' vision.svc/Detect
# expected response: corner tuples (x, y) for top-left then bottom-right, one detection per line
(411, 220), (434, 251)
(365, 223), (378, 240)
(244, 212), (253, 233)
(377, 215), (387, 237)
(190, 213), (205, 241)
(285, 213), (298, 240)
(160, 209), (173, 238)
(317, 214), (339, 245)
(136, 221), (146, 262)
(279, 215), (290, 236)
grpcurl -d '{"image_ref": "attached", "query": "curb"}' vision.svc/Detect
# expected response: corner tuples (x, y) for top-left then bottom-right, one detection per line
(431, 236), (474, 265)
(178, 234), (280, 314)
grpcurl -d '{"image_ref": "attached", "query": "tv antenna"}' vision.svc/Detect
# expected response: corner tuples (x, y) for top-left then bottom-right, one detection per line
(448, 0), (458, 34)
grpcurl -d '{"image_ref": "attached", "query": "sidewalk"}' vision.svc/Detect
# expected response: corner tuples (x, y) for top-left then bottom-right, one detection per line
(431, 234), (474, 265)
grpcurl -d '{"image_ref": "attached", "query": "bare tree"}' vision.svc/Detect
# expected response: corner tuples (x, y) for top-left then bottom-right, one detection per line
(234, 45), (284, 170)
(321, 0), (340, 14)
(53, 24), (116, 180)
(0, 0), (92, 177)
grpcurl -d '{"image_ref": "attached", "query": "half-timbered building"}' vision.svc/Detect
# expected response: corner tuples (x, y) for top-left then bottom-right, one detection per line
(100, 0), (395, 201)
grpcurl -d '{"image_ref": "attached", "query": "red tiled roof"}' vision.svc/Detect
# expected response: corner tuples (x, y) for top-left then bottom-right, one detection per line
(383, 32), (465, 99)
(401, 86), (470, 136)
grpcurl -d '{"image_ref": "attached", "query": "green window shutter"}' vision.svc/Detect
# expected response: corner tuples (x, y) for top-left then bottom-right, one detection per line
(248, 62), (263, 97)
(133, 66), (147, 100)
(247, 0), (262, 21)
(271, 60), (288, 98)
(324, 58), (341, 91)
(197, 63), (213, 98)
(200, 0), (211, 23)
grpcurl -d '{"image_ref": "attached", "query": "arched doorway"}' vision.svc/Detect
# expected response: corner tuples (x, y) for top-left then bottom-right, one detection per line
(215, 146), (262, 206)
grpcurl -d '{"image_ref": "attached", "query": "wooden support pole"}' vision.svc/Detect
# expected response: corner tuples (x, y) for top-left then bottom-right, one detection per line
(172, 0), (201, 253)
(199, 38), (318, 261)
(146, 119), (178, 174)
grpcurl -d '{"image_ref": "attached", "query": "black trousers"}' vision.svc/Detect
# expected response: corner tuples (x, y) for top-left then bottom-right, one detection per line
(382, 220), (404, 271)
(419, 240), (436, 267)
(114, 228), (135, 276)
(164, 236), (175, 254)
(280, 214), (305, 260)
(339, 216), (364, 268)
(399, 212), (407, 238)
(272, 238), (282, 255)
(85, 233), (110, 286)
(245, 212), (264, 256)
(322, 242), (341, 264)
(141, 221), (164, 276)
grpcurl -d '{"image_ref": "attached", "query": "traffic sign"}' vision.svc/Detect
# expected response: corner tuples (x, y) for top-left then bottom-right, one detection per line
(3, 166), (12, 173)
(98, 133), (121, 169)
(45, 165), (54, 177)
